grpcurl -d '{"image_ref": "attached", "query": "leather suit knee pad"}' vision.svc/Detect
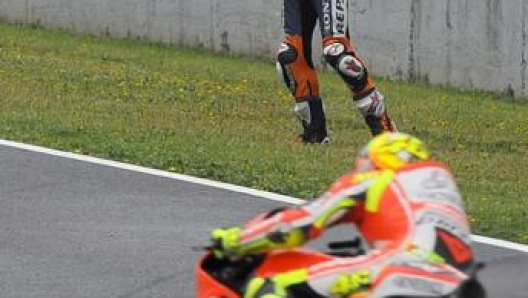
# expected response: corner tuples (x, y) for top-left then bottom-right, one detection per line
(277, 42), (298, 65)
(276, 43), (299, 93)
(323, 42), (365, 80)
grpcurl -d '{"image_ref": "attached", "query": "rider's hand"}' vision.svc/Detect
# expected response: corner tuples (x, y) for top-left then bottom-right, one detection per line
(330, 270), (371, 297)
(210, 227), (242, 258)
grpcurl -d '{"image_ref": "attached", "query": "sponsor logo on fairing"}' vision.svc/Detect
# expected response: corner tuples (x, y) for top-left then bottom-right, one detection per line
(393, 276), (444, 294)
(415, 212), (471, 241)
(399, 261), (446, 273)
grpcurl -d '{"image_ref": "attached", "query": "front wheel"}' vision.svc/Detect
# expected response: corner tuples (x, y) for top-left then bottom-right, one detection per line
(456, 278), (486, 298)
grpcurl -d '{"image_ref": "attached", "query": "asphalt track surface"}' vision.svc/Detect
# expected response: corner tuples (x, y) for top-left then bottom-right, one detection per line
(1, 142), (528, 298)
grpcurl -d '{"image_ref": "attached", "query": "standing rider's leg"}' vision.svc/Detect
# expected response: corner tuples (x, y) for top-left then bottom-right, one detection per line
(277, 0), (329, 144)
(316, 0), (397, 135)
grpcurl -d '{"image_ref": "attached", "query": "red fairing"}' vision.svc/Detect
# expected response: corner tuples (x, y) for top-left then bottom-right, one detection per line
(196, 255), (240, 298)
(196, 249), (334, 298)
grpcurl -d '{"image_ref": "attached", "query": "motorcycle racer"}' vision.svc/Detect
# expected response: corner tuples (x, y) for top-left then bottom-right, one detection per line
(210, 132), (483, 298)
(276, 0), (397, 144)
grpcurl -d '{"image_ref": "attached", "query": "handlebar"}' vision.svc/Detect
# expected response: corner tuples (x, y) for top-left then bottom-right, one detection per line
(327, 237), (362, 250)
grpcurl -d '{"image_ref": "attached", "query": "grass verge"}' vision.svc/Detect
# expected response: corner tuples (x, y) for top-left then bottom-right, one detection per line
(1, 23), (527, 243)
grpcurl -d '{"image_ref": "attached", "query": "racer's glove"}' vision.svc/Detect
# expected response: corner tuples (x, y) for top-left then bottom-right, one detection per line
(210, 227), (242, 259)
(330, 270), (371, 297)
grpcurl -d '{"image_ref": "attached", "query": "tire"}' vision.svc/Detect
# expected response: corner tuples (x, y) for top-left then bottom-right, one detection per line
(457, 278), (486, 298)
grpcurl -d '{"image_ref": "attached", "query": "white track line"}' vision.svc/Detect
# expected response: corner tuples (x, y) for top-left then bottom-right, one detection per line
(1, 138), (527, 254)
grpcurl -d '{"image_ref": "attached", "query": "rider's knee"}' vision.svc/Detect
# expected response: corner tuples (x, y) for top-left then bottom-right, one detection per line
(323, 41), (365, 81)
(276, 42), (299, 94)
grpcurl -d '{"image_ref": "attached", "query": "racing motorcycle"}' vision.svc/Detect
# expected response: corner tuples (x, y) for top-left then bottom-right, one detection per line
(196, 238), (487, 298)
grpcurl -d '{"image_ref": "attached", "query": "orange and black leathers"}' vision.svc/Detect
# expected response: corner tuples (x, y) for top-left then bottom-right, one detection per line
(278, 0), (394, 138)
(279, 0), (375, 98)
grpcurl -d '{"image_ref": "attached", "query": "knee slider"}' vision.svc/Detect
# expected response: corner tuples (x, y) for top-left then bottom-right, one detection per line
(323, 42), (365, 79)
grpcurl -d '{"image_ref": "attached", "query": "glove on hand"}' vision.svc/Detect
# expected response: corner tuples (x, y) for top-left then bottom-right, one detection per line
(210, 227), (242, 258)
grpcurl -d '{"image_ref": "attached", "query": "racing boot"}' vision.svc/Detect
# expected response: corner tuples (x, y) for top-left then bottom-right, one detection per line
(353, 89), (397, 136)
(293, 97), (330, 145)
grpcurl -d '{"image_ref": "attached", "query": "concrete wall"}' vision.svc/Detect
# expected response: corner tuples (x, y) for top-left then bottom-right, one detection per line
(0, 0), (526, 97)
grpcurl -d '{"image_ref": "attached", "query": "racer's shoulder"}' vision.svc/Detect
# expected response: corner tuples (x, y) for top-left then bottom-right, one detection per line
(328, 170), (382, 191)
(397, 160), (453, 173)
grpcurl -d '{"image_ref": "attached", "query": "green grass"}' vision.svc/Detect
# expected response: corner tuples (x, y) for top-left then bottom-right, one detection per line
(1, 23), (527, 243)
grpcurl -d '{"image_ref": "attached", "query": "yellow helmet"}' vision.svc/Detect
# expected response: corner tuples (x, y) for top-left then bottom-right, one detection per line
(356, 132), (431, 171)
